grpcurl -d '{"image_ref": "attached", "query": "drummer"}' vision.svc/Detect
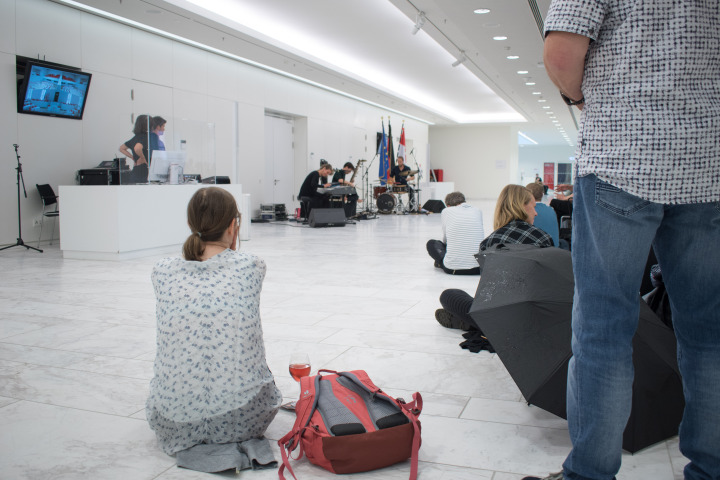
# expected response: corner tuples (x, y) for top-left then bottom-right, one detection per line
(390, 156), (416, 212)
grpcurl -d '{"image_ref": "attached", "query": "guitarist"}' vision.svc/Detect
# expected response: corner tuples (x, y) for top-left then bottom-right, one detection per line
(333, 161), (362, 217)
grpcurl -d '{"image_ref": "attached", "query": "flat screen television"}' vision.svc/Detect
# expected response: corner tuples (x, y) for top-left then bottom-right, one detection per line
(18, 61), (92, 120)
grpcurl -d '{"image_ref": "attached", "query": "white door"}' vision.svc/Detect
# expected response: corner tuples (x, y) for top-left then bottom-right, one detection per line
(264, 115), (295, 208)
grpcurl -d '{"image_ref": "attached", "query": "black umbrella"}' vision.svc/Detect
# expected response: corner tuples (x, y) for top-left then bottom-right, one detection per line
(468, 244), (684, 453)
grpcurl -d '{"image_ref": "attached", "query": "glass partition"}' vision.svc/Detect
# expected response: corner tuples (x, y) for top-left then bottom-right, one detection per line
(119, 114), (216, 185)
(169, 118), (216, 184)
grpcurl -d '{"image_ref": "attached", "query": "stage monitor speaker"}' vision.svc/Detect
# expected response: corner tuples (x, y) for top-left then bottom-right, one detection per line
(423, 199), (446, 213)
(308, 208), (346, 228)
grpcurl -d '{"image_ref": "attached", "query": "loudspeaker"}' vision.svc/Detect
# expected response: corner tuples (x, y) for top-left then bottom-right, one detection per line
(423, 199), (446, 213)
(308, 208), (346, 228)
(78, 169), (109, 185)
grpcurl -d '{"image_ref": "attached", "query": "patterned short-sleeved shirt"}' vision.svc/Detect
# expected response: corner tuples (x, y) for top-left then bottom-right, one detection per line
(480, 220), (554, 251)
(545, 0), (720, 204)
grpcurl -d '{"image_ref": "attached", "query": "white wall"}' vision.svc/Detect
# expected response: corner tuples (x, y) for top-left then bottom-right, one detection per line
(428, 124), (519, 201)
(518, 144), (575, 187)
(0, 0), (430, 246)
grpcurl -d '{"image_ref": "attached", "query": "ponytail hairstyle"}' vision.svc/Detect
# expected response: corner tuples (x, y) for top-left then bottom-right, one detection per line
(493, 184), (534, 230)
(183, 187), (240, 261)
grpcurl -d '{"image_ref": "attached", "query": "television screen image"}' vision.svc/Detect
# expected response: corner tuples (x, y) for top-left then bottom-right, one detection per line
(20, 62), (92, 120)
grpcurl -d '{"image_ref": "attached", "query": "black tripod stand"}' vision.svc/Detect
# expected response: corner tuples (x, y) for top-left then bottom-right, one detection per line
(1, 144), (42, 253)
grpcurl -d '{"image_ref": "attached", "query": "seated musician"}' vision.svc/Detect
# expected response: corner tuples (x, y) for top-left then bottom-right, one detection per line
(390, 156), (416, 212)
(298, 163), (333, 217)
(332, 161), (362, 217)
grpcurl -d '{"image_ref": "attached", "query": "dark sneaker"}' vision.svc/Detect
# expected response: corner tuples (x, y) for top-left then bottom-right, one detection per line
(435, 309), (474, 330)
(522, 472), (564, 480)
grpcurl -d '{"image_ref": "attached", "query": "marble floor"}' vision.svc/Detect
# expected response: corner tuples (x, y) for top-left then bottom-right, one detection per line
(0, 205), (686, 480)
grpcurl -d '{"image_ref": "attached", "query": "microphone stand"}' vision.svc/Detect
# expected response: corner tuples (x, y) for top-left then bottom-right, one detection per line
(409, 148), (426, 214)
(1, 144), (42, 253)
(357, 153), (378, 218)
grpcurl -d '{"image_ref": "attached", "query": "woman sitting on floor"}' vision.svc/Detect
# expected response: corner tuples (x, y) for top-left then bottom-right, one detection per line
(146, 187), (282, 472)
(436, 184), (553, 332)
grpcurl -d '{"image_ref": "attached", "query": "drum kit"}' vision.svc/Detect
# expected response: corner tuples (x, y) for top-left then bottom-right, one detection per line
(372, 170), (419, 214)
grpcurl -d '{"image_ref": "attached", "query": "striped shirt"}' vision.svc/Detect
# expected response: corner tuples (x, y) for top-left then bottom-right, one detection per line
(480, 220), (553, 251)
(545, 0), (720, 204)
(442, 203), (485, 270)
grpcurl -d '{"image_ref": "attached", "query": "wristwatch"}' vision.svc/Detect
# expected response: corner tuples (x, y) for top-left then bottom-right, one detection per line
(560, 92), (584, 105)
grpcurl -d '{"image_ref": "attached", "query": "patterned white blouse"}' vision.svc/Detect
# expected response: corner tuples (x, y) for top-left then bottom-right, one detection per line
(147, 249), (282, 455)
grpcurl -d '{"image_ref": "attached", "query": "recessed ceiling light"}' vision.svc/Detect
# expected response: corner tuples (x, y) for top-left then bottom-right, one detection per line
(517, 70), (529, 74)
(474, 9), (491, 14)
(546, 111), (554, 114)
(538, 99), (547, 103)
(493, 36), (507, 41)
(506, 55), (520, 60)
(525, 82), (536, 86)
(532, 91), (541, 95)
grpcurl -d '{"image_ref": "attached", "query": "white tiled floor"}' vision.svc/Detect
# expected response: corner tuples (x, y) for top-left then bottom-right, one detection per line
(0, 207), (685, 479)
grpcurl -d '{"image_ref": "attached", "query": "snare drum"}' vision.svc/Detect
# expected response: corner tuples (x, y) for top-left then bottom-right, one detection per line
(376, 193), (396, 214)
(392, 185), (408, 194)
(373, 186), (388, 199)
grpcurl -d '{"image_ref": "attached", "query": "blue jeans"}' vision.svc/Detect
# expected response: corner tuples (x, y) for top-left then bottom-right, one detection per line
(563, 175), (720, 480)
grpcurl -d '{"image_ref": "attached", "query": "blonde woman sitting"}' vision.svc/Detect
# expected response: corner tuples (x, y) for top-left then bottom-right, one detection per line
(436, 184), (553, 331)
(147, 187), (282, 472)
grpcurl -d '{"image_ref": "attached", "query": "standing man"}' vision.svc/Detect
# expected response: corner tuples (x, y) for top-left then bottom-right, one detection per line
(526, 2), (720, 480)
(333, 161), (361, 217)
(426, 191), (484, 275)
(298, 163), (333, 217)
(390, 156), (416, 212)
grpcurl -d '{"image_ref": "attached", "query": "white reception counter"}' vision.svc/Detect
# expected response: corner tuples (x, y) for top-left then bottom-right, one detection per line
(59, 184), (245, 260)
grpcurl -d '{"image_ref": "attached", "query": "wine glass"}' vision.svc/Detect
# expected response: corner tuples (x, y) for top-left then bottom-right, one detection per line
(286, 352), (311, 410)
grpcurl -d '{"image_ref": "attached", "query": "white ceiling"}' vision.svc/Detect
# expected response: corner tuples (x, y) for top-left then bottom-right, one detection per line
(57, 0), (578, 147)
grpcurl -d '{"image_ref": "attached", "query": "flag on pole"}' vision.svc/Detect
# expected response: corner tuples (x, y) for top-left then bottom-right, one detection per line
(387, 118), (395, 181)
(378, 118), (389, 184)
(398, 123), (406, 164)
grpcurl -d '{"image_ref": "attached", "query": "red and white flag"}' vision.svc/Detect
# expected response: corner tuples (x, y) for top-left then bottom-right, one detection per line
(397, 124), (406, 161)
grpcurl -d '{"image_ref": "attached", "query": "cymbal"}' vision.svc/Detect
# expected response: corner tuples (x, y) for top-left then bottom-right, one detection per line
(399, 170), (418, 176)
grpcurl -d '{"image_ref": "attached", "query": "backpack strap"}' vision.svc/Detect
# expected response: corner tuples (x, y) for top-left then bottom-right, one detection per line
(278, 375), (325, 480)
(397, 392), (423, 480)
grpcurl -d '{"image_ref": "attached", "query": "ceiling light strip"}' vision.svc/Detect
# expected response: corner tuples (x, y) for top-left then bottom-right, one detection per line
(50, 0), (434, 125)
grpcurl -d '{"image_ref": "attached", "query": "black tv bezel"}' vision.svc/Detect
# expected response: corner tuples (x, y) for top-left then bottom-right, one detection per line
(17, 58), (92, 120)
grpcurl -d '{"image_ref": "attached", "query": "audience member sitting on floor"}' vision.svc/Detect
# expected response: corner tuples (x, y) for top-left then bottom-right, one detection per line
(146, 187), (282, 472)
(526, 183), (559, 247)
(426, 191), (485, 275)
(436, 184), (553, 332)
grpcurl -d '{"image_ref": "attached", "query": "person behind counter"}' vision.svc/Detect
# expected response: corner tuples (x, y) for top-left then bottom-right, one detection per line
(150, 116), (166, 153)
(118, 114), (150, 184)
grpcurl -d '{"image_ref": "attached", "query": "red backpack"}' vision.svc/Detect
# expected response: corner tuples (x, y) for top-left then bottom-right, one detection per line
(278, 369), (422, 480)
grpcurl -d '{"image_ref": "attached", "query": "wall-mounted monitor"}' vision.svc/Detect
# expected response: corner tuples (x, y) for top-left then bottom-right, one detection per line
(17, 60), (92, 120)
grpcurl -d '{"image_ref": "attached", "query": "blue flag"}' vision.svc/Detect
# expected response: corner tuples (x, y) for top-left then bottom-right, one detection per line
(378, 119), (389, 184)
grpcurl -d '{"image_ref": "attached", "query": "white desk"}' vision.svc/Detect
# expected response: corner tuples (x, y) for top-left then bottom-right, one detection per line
(59, 184), (244, 260)
(420, 182), (455, 202)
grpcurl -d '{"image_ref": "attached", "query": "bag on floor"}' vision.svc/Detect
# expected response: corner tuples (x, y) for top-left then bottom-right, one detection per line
(278, 369), (422, 480)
